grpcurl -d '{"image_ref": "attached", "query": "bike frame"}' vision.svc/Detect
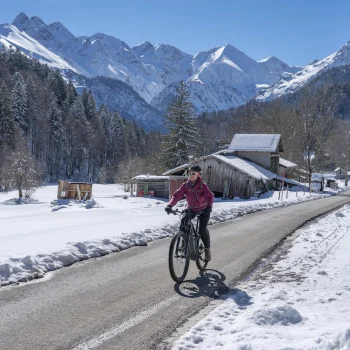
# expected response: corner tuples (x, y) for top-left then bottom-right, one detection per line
(176, 210), (202, 261)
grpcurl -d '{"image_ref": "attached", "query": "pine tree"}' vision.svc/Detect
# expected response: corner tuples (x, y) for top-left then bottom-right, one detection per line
(162, 81), (198, 170)
(0, 81), (16, 148)
(11, 72), (28, 135)
(47, 71), (67, 105)
(66, 98), (88, 178)
(109, 110), (125, 163)
(48, 95), (64, 180)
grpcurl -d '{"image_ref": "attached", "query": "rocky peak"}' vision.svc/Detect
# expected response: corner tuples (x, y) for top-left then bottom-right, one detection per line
(12, 12), (30, 31)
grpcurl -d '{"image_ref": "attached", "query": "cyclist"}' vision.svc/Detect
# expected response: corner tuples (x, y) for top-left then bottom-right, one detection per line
(165, 165), (214, 261)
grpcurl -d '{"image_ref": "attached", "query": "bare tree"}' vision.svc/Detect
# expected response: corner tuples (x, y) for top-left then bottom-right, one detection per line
(326, 120), (350, 185)
(293, 88), (336, 187)
(115, 156), (146, 192)
(8, 145), (42, 198)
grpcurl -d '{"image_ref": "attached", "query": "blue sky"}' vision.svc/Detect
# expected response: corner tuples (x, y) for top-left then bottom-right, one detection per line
(1, 0), (350, 66)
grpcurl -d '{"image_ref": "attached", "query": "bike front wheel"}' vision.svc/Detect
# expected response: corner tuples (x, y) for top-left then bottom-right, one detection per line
(195, 236), (208, 271)
(169, 231), (190, 283)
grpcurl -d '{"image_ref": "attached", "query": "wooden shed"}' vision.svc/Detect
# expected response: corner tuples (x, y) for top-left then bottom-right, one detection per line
(335, 167), (347, 179)
(57, 180), (93, 200)
(131, 175), (187, 199)
(279, 157), (298, 177)
(164, 154), (276, 199)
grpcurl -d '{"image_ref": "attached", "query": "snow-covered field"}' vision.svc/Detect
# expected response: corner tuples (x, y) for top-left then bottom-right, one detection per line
(172, 204), (350, 350)
(0, 184), (343, 287)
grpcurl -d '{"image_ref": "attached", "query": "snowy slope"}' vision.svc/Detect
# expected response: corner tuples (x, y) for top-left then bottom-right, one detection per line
(0, 23), (79, 72)
(258, 56), (300, 78)
(132, 41), (193, 86)
(257, 43), (350, 101)
(68, 73), (164, 131)
(152, 44), (273, 114)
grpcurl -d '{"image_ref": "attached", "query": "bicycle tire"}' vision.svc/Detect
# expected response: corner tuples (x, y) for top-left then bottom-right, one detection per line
(195, 236), (208, 271)
(169, 231), (190, 283)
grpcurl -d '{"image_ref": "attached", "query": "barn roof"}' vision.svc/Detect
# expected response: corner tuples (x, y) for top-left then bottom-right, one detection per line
(133, 175), (169, 181)
(163, 163), (190, 176)
(228, 134), (281, 153)
(213, 155), (276, 181)
(279, 157), (297, 168)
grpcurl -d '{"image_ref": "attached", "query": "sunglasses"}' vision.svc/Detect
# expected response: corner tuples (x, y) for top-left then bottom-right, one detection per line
(189, 172), (198, 176)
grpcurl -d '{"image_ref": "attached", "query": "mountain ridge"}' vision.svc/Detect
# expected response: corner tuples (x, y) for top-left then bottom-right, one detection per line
(7, 13), (347, 124)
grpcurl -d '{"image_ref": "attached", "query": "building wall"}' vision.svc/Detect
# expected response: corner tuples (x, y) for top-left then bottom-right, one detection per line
(197, 157), (265, 198)
(236, 151), (271, 170)
(278, 166), (296, 177)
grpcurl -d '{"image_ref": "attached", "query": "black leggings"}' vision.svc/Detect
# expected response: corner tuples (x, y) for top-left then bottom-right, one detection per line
(198, 211), (211, 249)
(182, 212), (211, 249)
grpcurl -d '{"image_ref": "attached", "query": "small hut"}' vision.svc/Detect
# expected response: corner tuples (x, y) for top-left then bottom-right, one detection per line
(335, 167), (346, 179)
(57, 181), (93, 200)
(278, 157), (298, 177)
(131, 175), (187, 199)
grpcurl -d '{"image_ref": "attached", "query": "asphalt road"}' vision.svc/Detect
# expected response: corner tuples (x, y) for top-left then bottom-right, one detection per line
(1, 192), (350, 350)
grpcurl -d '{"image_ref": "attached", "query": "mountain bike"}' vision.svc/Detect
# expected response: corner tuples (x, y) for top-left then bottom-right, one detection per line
(168, 209), (209, 283)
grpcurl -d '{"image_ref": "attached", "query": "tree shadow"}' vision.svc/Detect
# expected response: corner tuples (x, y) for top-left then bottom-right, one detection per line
(174, 269), (229, 298)
(1, 198), (44, 205)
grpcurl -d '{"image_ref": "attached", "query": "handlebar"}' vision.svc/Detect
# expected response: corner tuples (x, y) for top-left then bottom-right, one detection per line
(167, 208), (203, 216)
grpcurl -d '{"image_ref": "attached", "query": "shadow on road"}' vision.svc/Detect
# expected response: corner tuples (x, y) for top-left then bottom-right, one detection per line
(173, 269), (229, 298)
(337, 192), (350, 197)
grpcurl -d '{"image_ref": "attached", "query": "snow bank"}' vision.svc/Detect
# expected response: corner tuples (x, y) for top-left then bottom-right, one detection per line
(0, 184), (345, 287)
(172, 203), (350, 350)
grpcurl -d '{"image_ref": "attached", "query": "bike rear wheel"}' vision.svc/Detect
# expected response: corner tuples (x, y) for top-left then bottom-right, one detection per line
(195, 235), (208, 271)
(169, 231), (190, 283)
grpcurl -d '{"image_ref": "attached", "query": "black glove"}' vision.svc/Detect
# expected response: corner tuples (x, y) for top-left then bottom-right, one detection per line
(204, 206), (212, 213)
(165, 205), (172, 214)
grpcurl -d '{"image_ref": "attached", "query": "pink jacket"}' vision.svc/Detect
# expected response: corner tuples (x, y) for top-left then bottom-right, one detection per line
(168, 177), (214, 212)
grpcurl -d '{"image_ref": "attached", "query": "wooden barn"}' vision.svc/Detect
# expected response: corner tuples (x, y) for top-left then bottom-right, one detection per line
(164, 154), (276, 198)
(131, 175), (187, 199)
(162, 134), (298, 199)
(57, 181), (93, 200)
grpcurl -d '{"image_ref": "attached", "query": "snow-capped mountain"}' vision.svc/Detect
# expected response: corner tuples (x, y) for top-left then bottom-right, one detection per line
(5, 13), (190, 103)
(1, 12), (305, 120)
(0, 21), (79, 73)
(258, 56), (300, 78)
(152, 44), (292, 113)
(257, 43), (350, 101)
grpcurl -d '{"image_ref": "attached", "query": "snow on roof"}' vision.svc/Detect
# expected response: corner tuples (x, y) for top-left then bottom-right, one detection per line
(311, 173), (323, 181)
(275, 176), (306, 187)
(162, 163), (190, 176)
(213, 155), (276, 181)
(279, 157), (297, 168)
(228, 134), (281, 152)
(132, 175), (169, 181)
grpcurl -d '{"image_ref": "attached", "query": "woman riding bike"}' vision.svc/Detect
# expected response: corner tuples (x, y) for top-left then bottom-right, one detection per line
(165, 165), (214, 261)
